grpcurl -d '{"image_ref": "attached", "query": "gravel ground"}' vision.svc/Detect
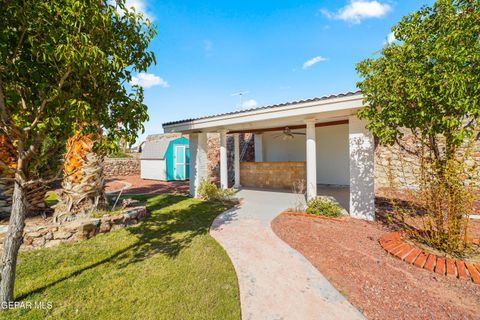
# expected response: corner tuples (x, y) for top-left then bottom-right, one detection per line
(105, 175), (189, 195)
(271, 213), (480, 320)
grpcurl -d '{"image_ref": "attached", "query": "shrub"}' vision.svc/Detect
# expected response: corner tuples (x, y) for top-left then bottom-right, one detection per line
(387, 138), (479, 256)
(305, 197), (343, 217)
(197, 179), (235, 202)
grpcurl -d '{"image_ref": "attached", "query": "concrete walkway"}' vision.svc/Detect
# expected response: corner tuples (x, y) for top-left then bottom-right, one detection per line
(210, 189), (365, 320)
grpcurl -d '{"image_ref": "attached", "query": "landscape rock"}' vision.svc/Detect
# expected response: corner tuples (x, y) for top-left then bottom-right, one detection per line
(19, 203), (148, 251)
(104, 158), (140, 177)
(53, 231), (72, 240)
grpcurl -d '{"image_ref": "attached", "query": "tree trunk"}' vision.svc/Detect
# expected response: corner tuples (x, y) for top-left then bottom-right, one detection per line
(0, 180), (27, 306)
(0, 135), (47, 217)
(54, 132), (107, 223)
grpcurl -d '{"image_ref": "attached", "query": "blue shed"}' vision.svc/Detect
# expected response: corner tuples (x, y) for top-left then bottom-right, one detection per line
(140, 136), (190, 181)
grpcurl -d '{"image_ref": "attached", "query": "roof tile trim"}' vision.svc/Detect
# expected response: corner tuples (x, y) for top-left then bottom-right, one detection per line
(162, 91), (362, 127)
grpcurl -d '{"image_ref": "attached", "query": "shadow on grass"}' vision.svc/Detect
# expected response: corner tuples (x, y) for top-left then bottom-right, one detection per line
(120, 195), (229, 265)
(16, 194), (229, 300)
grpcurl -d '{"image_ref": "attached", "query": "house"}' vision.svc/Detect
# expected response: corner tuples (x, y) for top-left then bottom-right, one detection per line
(162, 91), (375, 220)
(140, 135), (190, 181)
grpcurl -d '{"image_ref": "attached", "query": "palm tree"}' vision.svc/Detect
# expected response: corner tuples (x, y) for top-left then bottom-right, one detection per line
(54, 131), (107, 223)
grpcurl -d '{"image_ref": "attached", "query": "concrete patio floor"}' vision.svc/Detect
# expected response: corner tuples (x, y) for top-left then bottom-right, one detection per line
(210, 188), (364, 320)
(317, 184), (350, 212)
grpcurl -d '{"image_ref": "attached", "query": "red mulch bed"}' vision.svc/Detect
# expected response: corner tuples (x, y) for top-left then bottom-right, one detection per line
(271, 213), (480, 320)
(105, 175), (189, 195)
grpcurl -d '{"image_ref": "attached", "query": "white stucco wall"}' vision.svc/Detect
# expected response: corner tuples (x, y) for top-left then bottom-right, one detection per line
(315, 124), (350, 185)
(140, 159), (166, 180)
(349, 116), (375, 220)
(261, 124), (349, 185)
(263, 131), (306, 162)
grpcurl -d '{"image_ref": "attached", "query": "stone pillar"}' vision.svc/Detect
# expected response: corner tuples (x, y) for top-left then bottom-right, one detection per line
(234, 133), (241, 189)
(254, 133), (263, 162)
(189, 132), (208, 197)
(349, 115), (375, 220)
(305, 119), (317, 200)
(219, 130), (228, 189)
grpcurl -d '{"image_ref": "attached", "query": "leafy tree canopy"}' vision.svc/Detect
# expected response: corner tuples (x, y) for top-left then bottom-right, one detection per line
(0, 0), (156, 182)
(0, 0), (156, 304)
(357, 0), (480, 151)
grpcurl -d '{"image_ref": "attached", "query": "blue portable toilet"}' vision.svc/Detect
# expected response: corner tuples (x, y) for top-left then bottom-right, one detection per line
(140, 136), (190, 181)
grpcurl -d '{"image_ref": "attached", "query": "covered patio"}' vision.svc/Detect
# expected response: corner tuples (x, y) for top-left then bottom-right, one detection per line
(163, 91), (375, 220)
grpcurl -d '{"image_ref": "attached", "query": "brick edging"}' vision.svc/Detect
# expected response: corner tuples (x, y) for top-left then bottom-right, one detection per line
(379, 232), (480, 284)
(283, 210), (347, 222)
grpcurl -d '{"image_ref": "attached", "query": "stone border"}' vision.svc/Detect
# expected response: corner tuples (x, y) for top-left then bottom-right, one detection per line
(283, 210), (347, 222)
(379, 231), (480, 284)
(17, 204), (148, 250)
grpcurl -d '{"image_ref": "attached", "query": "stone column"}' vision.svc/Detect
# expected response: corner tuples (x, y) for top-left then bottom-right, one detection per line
(254, 133), (263, 162)
(305, 119), (317, 200)
(189, 132), (208, 197)
(349, 115), (375, 220)
(233, 133), (241, 189)
(219, 130), (228, 189)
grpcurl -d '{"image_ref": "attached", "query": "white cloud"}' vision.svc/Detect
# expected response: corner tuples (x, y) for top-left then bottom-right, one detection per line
(321, 1), (392, 24)
(386, 32), (396, 44)
(118, 0), (154, 20)
(302, 56), (327, 70)
(242, 99), (258, 109)
(130, 73), (169, 88)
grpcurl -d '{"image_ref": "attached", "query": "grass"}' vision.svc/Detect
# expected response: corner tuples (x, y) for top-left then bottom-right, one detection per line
(1, 194), (240, 320)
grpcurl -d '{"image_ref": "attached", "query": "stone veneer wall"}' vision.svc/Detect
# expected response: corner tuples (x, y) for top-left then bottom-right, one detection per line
(104, 157), (140, 177)
(375, 130), (480, 189)
(240, 161), (306, 190)
(207, 133), (255, 185)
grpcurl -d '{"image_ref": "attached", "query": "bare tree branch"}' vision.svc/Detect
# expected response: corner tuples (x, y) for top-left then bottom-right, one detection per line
(11, 28), (26, 64)
(394, 136), (418, 156)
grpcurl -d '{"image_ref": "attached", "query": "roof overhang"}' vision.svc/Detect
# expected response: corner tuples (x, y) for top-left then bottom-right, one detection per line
(163, 92), (364, 133)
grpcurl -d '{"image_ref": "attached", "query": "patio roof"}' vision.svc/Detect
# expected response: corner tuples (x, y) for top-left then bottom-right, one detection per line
(162, 91), (364, 133)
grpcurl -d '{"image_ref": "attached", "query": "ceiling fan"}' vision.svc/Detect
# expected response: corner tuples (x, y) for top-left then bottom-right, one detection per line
(273, 127), (306, 140)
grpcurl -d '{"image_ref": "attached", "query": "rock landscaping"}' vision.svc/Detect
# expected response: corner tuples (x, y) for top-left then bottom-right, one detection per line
(0, 200), (148, 250)
(272, 211), (480, 320)
(104, 157), (140, 177)
(282, 210), (347, 222)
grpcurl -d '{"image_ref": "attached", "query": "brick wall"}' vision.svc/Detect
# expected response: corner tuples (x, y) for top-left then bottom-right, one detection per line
(240, 162), (306, 190)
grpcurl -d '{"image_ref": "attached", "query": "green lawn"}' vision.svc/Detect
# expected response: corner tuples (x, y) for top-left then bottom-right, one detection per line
(1, 195), (240, 320)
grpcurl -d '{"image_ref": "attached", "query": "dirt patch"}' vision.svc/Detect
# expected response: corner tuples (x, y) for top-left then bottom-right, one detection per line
(105, 175), (189, 195)
(271, 213), (480, 320)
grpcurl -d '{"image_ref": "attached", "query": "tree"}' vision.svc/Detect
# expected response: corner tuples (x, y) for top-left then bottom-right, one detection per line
(0, 0), (155, 305)
(357, 0), (479, 254)
(0, 135), (58, 217)
(54, 130), (108, 223)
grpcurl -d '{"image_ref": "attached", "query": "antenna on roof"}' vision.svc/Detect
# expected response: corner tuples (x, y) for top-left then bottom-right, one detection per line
(231, 91), (249, 110)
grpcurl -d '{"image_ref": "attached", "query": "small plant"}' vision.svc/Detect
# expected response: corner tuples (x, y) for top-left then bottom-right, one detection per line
(197, 179), (235, 202)
(306, 197), (343, 218)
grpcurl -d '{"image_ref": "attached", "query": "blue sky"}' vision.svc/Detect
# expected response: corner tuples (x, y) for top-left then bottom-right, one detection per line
(126, 0), (434, 143)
